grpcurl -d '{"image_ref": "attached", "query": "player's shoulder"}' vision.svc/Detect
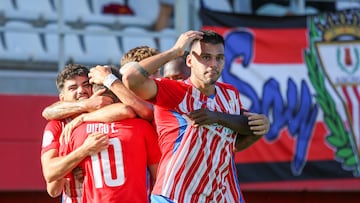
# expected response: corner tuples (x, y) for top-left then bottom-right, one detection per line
(117, 118), (156, 135)
(44, 119), (66, 130)
(46, 119), (62, 125)
(216, 81), (238, 91)
(156, 78), (189, 87)
(119, 118), (153, 126)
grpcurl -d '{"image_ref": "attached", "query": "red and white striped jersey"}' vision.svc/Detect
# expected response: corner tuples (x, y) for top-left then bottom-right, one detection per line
(150, 78), (245, 203)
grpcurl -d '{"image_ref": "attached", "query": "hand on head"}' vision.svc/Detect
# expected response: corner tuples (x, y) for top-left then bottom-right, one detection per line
(88, 65), (112, 85)
(172, 30), (203, 57)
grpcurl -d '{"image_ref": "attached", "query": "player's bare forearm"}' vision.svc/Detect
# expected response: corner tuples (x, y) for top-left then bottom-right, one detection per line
(42, 96), (113, 120)
(42, 101), (86, 120)
(47, 178), (65, 198)
(216, 113), (253, 135)
(234, 133), (263, 152)
(188, 109), (253, 136)
(41, 136), (106, 183)
(41, 148), (88, 183)
(234, 112), (269, 152)
(82, 103), (136, 122)
(109, 80), (154, 121)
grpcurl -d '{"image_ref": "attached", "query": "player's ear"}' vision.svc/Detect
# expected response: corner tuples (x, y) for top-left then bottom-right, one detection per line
(186, 54), (192, 68)
(59, 93), (65, 101)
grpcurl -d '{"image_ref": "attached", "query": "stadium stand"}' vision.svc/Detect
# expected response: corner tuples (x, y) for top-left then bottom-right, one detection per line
(43, 23), (85, 65)
(82, 24), (123, 65)
(200, 0), (233, 12)
(0, 0), (183, 93)
(157, 27), (177, 52)
(62, 0), (114, 27)
(91, 0), (160, 29)
(121, 26), (158, 53)
(1, 21), (47, 62)
(0, 0), (166, 71)
(14, 0), (57, 22)
(0, 0), (16, 24)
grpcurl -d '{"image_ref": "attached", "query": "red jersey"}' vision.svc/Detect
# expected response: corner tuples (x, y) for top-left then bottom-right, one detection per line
(41, 119), (67, 156)
(60, 118), (161, 203)
(41, 119), (82, 203)
(150, 79), (245, 203)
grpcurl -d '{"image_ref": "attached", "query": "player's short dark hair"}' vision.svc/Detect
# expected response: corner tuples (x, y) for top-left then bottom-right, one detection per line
(56, 64), (89, 92)
(189, 30), (224, 49)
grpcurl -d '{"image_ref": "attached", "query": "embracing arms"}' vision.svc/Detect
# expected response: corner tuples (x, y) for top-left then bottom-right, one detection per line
(188, 109), (270, 151)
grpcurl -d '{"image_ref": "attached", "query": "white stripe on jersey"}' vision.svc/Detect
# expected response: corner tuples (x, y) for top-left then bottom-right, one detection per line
(162, 125), (196, 194)
(158, 83), (243, 202)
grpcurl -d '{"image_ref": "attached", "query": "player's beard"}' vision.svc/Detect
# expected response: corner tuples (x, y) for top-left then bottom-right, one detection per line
(205, 71), (220, 85)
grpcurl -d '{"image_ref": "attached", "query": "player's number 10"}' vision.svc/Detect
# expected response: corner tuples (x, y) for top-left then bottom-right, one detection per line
(91, 138), (125, 188)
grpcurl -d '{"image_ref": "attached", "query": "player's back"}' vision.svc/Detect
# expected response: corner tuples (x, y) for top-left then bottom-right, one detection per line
(70, 118), (158, 203)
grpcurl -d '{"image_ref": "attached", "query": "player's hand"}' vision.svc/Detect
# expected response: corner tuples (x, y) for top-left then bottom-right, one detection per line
(89, 65), (112, 85)
(59, 114), (86, 144)
(81, 132), (109, 156)
(244, 112), (270, 136)
(85, 89), (113, 111)
(172, 30), (203, 57)
(188, 108), (218, 127)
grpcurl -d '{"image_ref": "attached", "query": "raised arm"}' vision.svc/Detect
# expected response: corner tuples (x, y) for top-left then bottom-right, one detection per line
(121, 30), (204, 100)
(89, 66), (154, 121)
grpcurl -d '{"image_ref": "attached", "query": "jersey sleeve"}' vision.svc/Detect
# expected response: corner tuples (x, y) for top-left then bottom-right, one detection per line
(219, 82), (244, 113)
(150, 79), (189, 109)
(41, 120), (63, 155)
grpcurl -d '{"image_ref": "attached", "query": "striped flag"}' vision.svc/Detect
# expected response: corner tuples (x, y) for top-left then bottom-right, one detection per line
(200, 8), (360, 190)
